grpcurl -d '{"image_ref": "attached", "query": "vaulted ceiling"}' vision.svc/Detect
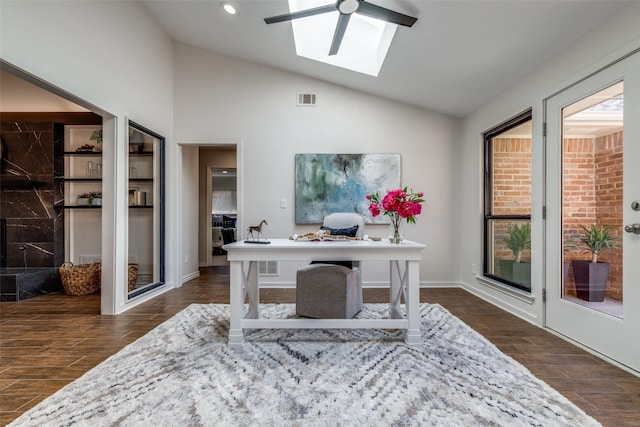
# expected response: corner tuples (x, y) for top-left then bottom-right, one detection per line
(142, 0), (630, 117)
(1, 1), (630, 119)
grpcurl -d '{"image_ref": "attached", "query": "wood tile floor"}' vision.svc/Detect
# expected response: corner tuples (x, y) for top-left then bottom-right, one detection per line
(1, 266), (639, 426)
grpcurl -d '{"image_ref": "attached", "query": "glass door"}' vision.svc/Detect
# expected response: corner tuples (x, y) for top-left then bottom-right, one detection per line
(127, 120), (165, 299)
(545, 51), (640, 373)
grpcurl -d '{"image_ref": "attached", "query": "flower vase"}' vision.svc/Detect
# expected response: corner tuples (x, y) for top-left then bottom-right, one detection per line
(388, 220), (404, 244)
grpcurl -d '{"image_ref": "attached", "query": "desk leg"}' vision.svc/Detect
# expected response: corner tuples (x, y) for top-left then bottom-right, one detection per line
(405, 260), (421, 346)
(245, 261), (259, 319)
(389, 261), (404, 319)
(228, 261), (245, 346)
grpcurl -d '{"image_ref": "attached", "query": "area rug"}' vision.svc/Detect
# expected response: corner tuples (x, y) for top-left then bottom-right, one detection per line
(9, 304), (600, 427)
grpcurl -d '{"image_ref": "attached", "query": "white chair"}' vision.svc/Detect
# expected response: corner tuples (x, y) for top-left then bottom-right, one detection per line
(296, 213), (365, 318)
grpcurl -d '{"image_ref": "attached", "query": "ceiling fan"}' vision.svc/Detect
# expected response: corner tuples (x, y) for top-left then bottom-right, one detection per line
(264, 0), (418, 56)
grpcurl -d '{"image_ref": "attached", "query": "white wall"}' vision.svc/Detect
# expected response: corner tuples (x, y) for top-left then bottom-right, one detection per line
(459, 2), (640, 324)
(173, 43), (462, 287)
(0, 0), (175, 313)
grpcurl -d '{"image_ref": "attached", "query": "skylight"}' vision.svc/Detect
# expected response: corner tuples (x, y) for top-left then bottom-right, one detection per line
(288, 0), (397, 76)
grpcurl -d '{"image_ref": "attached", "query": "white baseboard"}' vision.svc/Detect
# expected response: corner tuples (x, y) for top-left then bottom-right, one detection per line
(460, 279), (539, 326)
(182, 270), (200, 284)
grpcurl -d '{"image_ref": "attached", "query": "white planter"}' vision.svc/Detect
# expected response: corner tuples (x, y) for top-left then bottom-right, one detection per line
(77, 198), (102, 206)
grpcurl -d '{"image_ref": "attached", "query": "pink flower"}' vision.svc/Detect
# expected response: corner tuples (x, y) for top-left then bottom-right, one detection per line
(368, 202), (381, 217)
(398, 202), (414, 218)
(398, 201), (422, 218)
(365, 186), (424, 223)
(413, 202), (423, 216)
(382, 190), (402, 211)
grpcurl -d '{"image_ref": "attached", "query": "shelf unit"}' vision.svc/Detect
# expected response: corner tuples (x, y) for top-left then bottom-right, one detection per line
(128, 151), (154, 208)
(56, 147), (103, 209)
(55, 125), (103, 264)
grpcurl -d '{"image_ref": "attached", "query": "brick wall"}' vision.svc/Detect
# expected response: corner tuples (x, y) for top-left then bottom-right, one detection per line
(492, 138), (532, 273)
(562, 131), (623, 300)
(492, 138), (532, 216)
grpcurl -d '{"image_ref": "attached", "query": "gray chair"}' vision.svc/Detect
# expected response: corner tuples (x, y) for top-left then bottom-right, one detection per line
(296, 213), (365, 319)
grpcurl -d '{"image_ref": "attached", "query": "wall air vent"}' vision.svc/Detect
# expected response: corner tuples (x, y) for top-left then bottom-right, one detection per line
(259, 260), (279, 276)
(297, 93), (317, 106)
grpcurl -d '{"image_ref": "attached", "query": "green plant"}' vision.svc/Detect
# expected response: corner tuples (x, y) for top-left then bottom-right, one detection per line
(90, 130), (102, 144)
(503, 223), (531, 263)
(574, 224), (618, 263)
(77, 191), (102, 205)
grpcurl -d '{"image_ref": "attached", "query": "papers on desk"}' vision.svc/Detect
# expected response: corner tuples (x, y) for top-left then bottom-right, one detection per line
(291, 232), (362, 242)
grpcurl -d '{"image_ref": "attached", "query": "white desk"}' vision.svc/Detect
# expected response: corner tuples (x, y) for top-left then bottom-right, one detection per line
(223, 238), (426, 346)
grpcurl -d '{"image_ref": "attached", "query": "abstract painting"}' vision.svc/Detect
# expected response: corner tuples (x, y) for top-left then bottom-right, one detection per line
(295, 153), (401, 224)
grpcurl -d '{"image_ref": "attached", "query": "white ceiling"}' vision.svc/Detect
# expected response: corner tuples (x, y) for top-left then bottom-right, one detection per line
(1, 1), (630, 119)
(141, 0), (630, 117)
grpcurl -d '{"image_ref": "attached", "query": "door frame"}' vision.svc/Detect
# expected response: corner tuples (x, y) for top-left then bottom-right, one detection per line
(175, 140), (241, 278)
(543, 50), (640, 375)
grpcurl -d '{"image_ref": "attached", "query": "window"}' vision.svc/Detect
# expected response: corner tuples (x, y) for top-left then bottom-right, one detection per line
(483, 110), (532, 292)
(288, 0), (397, 76)
(212, 190), (236, 214)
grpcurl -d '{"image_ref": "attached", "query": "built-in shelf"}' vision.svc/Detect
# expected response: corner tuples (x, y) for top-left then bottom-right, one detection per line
(55, 177), (102, 182)
(63, 151), (102, 156)
(56, 205), (102, 209)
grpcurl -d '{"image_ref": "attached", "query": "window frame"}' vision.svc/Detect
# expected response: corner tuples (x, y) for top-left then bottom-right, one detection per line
(483, 109), (533, 292)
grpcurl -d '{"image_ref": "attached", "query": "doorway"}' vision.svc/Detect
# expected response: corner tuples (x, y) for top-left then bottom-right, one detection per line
(545, 50), (640, 373)
(0, 64), (118, 312)
(209, 167), (237, 266)
(197, 146), (238, 267)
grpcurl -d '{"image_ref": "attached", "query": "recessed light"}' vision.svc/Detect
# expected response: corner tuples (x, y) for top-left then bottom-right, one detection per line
(222, 170), (228, 174)
(221, 2), (236, 15)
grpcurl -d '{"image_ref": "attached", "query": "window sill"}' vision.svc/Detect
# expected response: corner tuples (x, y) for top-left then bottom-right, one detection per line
(475, 275), (535, 304)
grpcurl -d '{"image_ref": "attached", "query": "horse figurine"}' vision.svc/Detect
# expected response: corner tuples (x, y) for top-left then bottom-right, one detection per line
(247, 220), (268, 241)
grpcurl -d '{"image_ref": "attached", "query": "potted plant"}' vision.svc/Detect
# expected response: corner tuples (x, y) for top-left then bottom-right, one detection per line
(570, 224), (618, 302)
(563, 230), (580, 285)
(499, 222), (531, 287)
(76, 191), (102, 206)
(90, 130), (102, 152)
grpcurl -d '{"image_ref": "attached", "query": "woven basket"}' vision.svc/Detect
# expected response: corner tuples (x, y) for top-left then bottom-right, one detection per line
(128, 263), (139, 291)
(59, 262), (100, 296)
(94, 262), (138, 292)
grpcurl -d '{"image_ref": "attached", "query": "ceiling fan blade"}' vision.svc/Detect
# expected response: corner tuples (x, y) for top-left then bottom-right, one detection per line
(329, 13), (351, 56)
(264, 4), (336, 24)
(356, 1), (417, 27)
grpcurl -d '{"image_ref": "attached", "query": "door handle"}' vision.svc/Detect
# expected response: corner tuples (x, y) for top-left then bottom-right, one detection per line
(624, 223), (640, 234)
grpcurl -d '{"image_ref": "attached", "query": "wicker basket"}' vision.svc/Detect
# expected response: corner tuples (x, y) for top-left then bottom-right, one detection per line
(93, 262), (138, 292)
(128, 263), (139, 291)
(59, 262), (100, 296)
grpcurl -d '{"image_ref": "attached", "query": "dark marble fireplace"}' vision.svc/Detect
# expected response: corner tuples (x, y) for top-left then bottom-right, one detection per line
(0, 121), (61, 300)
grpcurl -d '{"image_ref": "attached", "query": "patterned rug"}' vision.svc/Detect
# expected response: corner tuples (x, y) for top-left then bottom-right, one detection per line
(9, 304), (600, 426)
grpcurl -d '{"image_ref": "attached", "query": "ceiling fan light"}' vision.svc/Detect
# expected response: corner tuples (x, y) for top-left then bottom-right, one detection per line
(221, 2), (237, 15)
(338, 0), (359, 15)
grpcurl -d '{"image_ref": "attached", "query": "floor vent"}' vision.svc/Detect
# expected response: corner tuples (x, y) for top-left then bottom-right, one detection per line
(297, 93), (317, 106)
(259, 260), (279, 276)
